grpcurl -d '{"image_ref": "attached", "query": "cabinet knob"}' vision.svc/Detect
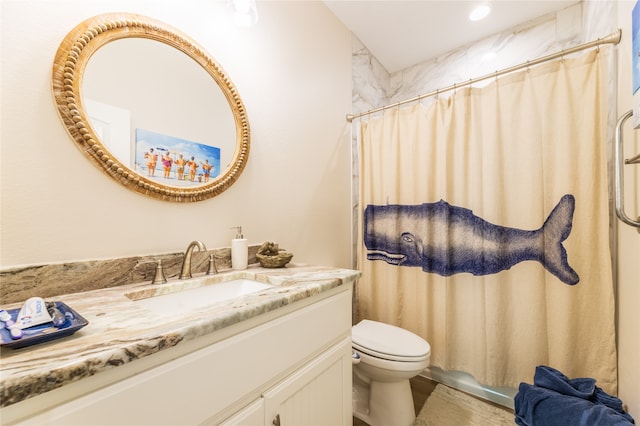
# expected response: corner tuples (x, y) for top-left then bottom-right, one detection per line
(272, 413), (281, 426)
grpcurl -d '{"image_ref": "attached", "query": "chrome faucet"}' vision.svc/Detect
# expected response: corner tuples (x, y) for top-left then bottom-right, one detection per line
(179, 240), (207, 280)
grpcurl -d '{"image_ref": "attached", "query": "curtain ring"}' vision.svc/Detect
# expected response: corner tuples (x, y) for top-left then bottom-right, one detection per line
(453, 82), (457, 94)
(435, 88), (439, 100)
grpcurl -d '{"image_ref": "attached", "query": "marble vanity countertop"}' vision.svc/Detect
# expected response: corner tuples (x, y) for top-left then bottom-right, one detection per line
(0, 265), (360, 408)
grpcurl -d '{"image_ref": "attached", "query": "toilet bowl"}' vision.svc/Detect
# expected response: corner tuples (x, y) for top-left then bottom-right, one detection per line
(352, 319), (430, 426)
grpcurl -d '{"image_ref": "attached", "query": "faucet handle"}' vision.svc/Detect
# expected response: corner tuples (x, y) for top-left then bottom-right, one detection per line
(206, 254), (218, 275)
(152, 260), (168, 284)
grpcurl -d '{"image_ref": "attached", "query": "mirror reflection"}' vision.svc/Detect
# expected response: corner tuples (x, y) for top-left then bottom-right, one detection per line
(83, 39), (236, 187)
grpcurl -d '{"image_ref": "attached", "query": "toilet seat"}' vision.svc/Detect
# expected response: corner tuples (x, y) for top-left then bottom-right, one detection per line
(352, 320), (430, 362)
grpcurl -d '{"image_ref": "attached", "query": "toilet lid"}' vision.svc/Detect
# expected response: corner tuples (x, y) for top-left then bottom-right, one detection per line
(352, 320), (430, 362)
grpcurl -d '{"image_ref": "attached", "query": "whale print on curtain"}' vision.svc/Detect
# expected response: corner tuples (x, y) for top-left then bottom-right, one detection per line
(356, 50), (618, 394)
(363, 195), (579, 285)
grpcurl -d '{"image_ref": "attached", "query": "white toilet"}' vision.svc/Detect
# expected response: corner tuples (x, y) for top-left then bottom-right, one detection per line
(352, 319), (431, 426)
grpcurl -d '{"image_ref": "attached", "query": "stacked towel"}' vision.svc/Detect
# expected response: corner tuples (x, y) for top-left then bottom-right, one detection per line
(515, 366), (635, 426)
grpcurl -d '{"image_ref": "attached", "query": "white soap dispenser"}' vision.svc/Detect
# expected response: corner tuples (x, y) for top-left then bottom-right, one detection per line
(231, 226), (248, 270)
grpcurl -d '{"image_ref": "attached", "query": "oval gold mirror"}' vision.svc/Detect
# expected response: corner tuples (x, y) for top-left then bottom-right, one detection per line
(52, 13), (250, 202)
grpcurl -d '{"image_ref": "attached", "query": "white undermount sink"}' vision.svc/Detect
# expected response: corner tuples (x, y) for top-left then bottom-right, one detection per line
(126, 279), (274, 315)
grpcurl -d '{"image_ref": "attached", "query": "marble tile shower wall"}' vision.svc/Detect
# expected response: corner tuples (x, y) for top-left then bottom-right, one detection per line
(352, 2), (615, 116)
(350, 1), (617, 266)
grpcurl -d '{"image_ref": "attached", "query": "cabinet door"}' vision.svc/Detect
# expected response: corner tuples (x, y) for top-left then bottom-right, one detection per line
(218, 398), (264, 426)
(263, 337), (352, 426)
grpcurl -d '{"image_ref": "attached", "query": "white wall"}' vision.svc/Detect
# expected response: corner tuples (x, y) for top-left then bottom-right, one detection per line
(0, 1), (353, 269)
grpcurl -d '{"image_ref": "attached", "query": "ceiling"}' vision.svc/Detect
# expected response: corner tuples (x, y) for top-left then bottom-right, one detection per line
(323, 0), (578, 73)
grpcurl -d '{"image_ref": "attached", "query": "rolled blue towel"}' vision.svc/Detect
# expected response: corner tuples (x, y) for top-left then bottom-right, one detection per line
(534, 365), (595, 398)
(594, 387), (629, 419)
(515, 382), (635, 426)
(533, 365), (634, 423)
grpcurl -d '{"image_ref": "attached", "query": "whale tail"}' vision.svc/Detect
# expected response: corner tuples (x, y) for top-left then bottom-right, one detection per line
(540, 194), (579, 285)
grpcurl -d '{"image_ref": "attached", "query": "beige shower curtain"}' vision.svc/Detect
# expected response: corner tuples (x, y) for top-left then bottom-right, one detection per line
(357, 50), (617, 393)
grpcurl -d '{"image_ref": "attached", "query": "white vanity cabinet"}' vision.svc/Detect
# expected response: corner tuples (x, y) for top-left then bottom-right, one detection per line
(220, 337), (351, 426)
(262, 338), (351, 426)
(9, 285), (353, 426)
(218, 398), (265, 425)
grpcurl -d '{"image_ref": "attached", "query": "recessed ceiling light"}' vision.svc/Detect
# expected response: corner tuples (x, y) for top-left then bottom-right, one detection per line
(230, 0), (259, 27)
(482, 51), (497, 62)
(469, 4), (491, 21)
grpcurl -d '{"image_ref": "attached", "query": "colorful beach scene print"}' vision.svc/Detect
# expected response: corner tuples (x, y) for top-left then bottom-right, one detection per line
(135, 128), (221, 187)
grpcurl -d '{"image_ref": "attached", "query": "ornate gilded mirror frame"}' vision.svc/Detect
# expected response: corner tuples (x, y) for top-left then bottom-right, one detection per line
(52, 13), (250, 202)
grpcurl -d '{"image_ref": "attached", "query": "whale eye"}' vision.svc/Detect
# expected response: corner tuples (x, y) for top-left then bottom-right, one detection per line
(401, 233), (415, 243)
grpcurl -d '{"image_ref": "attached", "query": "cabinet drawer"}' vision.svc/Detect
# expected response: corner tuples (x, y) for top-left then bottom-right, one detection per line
(217, 398), (264, 426)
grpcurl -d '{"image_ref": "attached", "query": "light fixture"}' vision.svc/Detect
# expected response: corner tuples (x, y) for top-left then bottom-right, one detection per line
(230, 0), (259, 27)
(481, 51), (497, 62)
(469, 3), (491, 22)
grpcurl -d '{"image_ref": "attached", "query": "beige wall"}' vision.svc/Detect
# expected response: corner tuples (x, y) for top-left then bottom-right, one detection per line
(0, 1), (353, 268)
(615, 1), (640, 419)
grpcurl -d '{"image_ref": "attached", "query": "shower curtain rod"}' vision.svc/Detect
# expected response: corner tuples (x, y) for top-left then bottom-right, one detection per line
(346, 29), (622, 123)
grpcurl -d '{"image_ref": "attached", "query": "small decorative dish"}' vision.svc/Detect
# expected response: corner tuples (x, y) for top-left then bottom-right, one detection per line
(256, 241), (293, 268)
(0, 301), (89, 349)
